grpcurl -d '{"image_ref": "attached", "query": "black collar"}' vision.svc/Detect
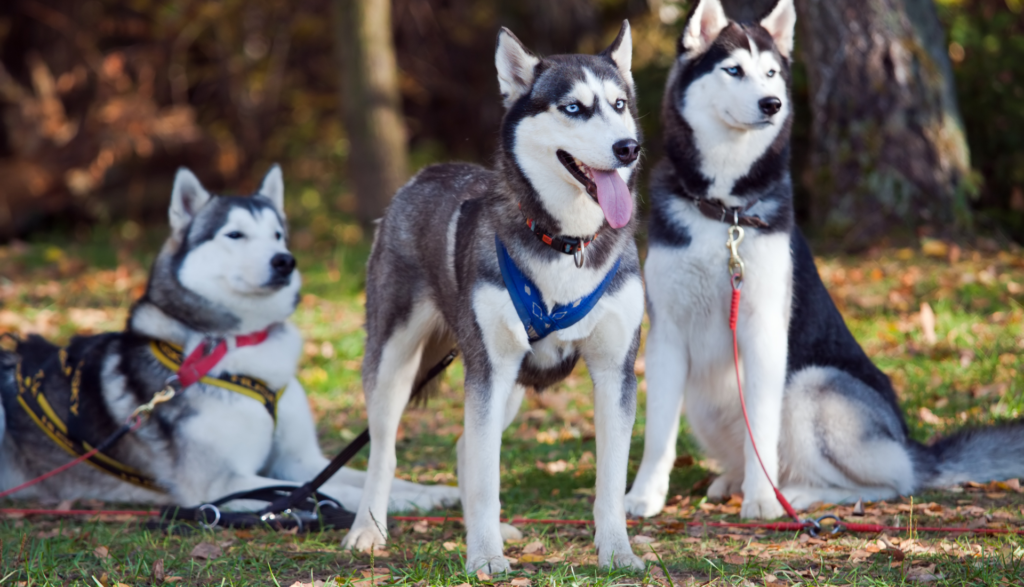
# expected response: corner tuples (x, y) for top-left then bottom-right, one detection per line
(678, 192), (769, 229)
(519, 205), (598, 267)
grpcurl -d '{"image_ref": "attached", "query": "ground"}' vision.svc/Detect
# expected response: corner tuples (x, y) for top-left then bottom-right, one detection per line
(0, 228), (1022, 586)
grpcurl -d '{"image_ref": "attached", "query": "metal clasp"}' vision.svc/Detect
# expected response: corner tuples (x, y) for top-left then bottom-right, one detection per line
(806, 514), (845, 537)
(130, 376), (179, 421)
(574, 244), (585, 269)
(726, 213), (745, 289)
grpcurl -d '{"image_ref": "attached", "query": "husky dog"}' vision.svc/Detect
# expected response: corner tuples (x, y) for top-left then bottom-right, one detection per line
(342, 24), (645, 572)
(0, 167), (458, 513)
(625, 0), (1024, 520)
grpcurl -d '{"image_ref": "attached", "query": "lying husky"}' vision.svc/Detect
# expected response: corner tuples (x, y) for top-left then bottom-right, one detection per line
(625, 0), (1024, 520)
(343, 24), (645, 571)
(0, 167), (458, 514)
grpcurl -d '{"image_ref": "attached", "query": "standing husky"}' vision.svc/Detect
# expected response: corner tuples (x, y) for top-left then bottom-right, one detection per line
(343, 24), (645, 572)
(0, 167), (458, 513)
(625, 0), (1024, 520)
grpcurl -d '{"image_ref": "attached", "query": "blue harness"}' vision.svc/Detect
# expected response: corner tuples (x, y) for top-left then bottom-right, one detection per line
(495, 236), (621, 342)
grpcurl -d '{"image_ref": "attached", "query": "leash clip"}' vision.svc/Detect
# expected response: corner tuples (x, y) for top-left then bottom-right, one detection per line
(806, 514), (845, 537)
(726, 212), (745, 289)
(130, 378), (178, 421)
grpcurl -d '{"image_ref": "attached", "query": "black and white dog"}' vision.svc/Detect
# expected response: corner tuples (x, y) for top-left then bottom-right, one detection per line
(625, 0), (1024, 520)
(0, 167), (458, 513)
(343, 24), (646, 572)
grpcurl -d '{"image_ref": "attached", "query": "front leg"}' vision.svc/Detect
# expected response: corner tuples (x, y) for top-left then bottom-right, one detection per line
(582, 278), (644, 571)
(460, 287), (530, 574)
(736, 304), (789, 520)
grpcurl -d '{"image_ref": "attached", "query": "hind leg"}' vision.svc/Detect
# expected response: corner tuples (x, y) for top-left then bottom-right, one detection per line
(778, 367), (915, 509)
(342, 299), (440, 551)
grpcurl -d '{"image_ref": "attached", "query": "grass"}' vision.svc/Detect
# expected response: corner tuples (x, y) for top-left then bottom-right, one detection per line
(0, 221), (1022, 586)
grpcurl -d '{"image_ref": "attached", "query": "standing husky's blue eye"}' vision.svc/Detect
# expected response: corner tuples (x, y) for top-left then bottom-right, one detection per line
(275, 231), (282, 241)
(614, 99), (626, 111)
(226, 231), (244, 240)
(723, 66), (743, 77)
(767, 69), (777, 78)
(563, 103), (581, 114)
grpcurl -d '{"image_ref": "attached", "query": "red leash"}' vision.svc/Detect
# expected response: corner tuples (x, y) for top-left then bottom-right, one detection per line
(0, 329), (270, 501)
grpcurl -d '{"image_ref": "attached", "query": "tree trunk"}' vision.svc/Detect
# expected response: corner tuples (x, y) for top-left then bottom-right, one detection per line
(795, 0), (971, 249)
(333, 0), (407, 225)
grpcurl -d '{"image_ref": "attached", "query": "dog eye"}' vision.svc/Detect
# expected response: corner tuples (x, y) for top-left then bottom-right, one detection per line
(767, 69), (777, 78)
(275, 231), (282, 241)
(723, 66), (743, 77)
(614, 99), (626, 111)
(563, 103), (581, 114)
(226, 231), (244, 240)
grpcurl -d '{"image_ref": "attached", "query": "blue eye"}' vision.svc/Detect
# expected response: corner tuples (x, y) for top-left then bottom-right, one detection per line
(767, 69), (776, 78)
(615, 99), (626, 110)
(564, 103), (580, 114)
(226, 231), (244, 240)
(724, 66), (743, 77)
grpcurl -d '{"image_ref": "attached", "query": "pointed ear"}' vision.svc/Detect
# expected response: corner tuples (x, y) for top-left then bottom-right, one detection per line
(679, 0), (729, 56)
(169, 167), (212, 233)
(601, 20), (634, 89)
(495, 27), (540, 107)
(760, 0), (797, 59)
(258, 163), (285, 216)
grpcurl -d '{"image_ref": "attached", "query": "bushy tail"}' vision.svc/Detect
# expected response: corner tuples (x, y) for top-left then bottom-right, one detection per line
(924, 420), (1024, 488)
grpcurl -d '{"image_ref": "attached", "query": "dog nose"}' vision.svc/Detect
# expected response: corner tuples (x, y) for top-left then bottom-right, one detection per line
(613, 139), (640, 164)
(759, 97), (782, 116)
(271, 253), (296, 277)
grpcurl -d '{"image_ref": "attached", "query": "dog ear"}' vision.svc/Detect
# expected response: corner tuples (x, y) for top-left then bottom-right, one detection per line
(258, 163), (286, 217)
(169, 167), (212, 233)
(679, 0), (729, 56)
(759, 0), (797, 59)
(495, 27), (540, 107)
(601, 20), (634, 89)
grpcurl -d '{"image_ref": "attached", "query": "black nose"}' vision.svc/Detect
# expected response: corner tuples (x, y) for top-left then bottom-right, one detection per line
(271, 253), (296, 278)
(613, 139), (640, 164)
(759, 97), (782, 116)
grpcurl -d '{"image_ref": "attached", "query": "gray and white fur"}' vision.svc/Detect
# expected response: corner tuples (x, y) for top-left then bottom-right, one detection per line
(625, 0), (1024, 520)
(0, 167), (458, 513)
(342, 23), (647, 572)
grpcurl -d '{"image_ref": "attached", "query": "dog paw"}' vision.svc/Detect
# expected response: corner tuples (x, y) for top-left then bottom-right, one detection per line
(465, 555), (511, 575)
(341, 523), (387, 552)
(624, 489), (666, 518)
(707, 475), (741, 501)
(431, 484), (461, 507)
(740, 495), (785, 520)
(598, 548), (645, 571)
(499, 523), (523, 542)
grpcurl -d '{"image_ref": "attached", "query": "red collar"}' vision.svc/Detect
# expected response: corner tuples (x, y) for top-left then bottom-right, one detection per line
(176, 328), (272, 388)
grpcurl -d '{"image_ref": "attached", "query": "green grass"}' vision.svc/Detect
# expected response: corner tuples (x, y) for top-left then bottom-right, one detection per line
(1, 223), (1022, 585)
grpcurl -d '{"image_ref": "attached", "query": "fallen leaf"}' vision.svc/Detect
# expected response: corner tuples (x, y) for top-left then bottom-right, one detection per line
(476, 569), (492, 581)
(918, 406), (942, 426)
(413, 520), (429, 533)
(93, 546), (109, 559)
(641, 552), (660, 562)
(631, 535), (656, 544)
(723, 554), (745, 565)
(510, 578), (531, 587)
(519, 554), (546, 563)
(235, 530), (254, 539)
(849, 549), (872, 561)
(454, 584), (471, 587)
(522, 541), (545, 555)
(919, 302), (937, 345)
(443, 541), (458, 551)
(189, 542), (223, 560)
(165, 577), (184, 584)
(152, 558), (165, 582)
(544, 555), (563, 563)
(763, 574), (778, 584)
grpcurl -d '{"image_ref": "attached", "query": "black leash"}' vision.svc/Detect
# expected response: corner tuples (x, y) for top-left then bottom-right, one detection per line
(154, 348), (459, 532)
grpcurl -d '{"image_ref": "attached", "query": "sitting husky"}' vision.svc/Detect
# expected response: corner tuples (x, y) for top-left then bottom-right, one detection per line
(0, 166), (459, 514)
(625, 0), (1024, 520)
(343, 24), (645, 572)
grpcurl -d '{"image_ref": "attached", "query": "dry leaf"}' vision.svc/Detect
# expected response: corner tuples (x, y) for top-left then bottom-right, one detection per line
(476, 569), (491, 581)
(631, 535), (656, 544)
(93, 546), (109, 559)
(544, 555), (563, 563)
(235, 530), (254, 539)
(522, 541), (545, 555)
(412, 520), (429, 533)
(454, 584), (471, 587)
(918, 406), (942, 426)
(165, 577), (184, 584)
(519, 554), (546, 563)
(642, 552), (660, 562)
(189, 541), (223, 560)
(443, 541), (459, 551)
(763, 574), (778, 584)
(723, 554), (746, 565)
(510, 578), (532, 587)
(919, 302), (936, 345)
(152, 558), (165, 582)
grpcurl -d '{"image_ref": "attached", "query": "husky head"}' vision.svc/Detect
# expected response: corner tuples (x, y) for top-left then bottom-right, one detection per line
(496, 21), (641, 237)
(138, 166), (301, 336)
(665, 0), (796, 206)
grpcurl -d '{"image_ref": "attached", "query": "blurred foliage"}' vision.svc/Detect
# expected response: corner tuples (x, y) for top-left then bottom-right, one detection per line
(0, 0), (1022, 243)
(936, 0), (1024, 238)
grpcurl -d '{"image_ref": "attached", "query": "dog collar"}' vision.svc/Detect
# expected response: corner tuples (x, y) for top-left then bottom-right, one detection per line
(679, 193), (769, 229)
(520, 204), (597, 268)
(496, 235), (620, 342)
(175, 328), (271, 387)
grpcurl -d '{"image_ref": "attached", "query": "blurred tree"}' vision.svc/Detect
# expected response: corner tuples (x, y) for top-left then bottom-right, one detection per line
(795, 0), (972, 249)
(334, 0), (407, 225)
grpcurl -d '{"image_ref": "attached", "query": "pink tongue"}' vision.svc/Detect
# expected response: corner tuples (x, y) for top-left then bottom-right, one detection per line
(591, 169), (633, 229)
